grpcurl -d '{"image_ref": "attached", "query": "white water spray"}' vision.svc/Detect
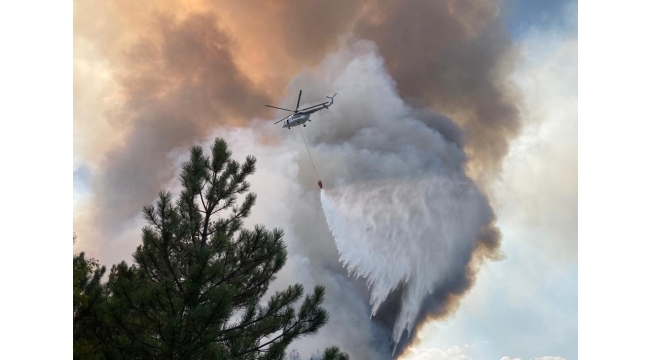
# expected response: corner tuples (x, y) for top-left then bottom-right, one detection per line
(320, 177), (492, 347)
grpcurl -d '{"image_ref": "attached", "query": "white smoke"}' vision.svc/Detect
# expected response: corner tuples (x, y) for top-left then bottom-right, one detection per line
(179, 39), (500, 358)
(321, 176), (492, 347)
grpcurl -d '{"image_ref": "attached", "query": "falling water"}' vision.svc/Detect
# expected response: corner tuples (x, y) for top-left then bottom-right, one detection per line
(320, 177), (492, 349)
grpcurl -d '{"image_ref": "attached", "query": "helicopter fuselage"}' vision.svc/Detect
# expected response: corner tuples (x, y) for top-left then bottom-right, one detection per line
(282, 113), (311, 128)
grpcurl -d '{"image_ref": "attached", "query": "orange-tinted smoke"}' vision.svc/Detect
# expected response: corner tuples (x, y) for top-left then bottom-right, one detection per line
(74, 0), (369, 247)
(74, 0), (521, 357)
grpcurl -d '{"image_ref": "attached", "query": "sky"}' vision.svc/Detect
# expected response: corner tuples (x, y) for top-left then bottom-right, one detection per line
(72, 0), (578, 359)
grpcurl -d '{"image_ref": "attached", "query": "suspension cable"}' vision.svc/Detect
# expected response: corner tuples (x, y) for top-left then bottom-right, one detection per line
(299, 126), (321, 183)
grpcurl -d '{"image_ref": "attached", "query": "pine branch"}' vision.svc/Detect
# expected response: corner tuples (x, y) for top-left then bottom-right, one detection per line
(91, 138), (339, 359)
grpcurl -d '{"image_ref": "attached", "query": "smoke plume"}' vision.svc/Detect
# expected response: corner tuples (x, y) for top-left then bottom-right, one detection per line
(355, 0), (521, 181)
(295, 41), (502, 355)
(191, 40), (504, 357)
(74, 0), (522, 357)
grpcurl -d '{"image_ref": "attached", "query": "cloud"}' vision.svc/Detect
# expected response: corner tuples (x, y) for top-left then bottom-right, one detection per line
(399, 342), (572, 360)
(501, 357), (566, 360)
(410, 345), (472, 360)
(398, 346), (567, 360)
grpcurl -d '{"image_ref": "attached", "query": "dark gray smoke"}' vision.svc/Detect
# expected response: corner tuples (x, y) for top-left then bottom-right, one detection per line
(355, 0), (522, 181)
(201, 40), (504, 358)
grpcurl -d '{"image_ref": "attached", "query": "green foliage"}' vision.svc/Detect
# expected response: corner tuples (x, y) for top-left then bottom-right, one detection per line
(73, 138), (349, 359)
(73, 251), (107, 359)
(285, 346), (350, 360)
(320, 346), (350, 360)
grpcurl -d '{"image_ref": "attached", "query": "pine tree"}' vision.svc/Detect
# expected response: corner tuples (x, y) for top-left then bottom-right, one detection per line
(73, 245), (107, 359)
(93, 138), (347, 359)
(285, 347), (350, 360)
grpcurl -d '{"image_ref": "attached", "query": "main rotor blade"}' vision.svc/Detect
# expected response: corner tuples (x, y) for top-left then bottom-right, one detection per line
(274, 114), (292, 124)
(298, 102), (327, 112)
(265, 105), (294, 112)
(295, 90), (302, 112)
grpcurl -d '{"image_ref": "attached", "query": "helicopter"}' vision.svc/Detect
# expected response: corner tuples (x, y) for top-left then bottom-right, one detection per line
(266, 90), (336, 129)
